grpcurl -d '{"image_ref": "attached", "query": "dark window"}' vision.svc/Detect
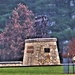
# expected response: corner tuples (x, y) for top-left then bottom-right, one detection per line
(44, 48), (50, 53)
(27, 46), (34, 49)
(27, 50), (34, 53)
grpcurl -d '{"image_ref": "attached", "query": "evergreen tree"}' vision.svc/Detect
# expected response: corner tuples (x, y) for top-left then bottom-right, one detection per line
(34, 15), (49, 38)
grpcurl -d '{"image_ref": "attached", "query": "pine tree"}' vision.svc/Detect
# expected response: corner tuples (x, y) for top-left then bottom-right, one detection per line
(34, 15), (49, 38)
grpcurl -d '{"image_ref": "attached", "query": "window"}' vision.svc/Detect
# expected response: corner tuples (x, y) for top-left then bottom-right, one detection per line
(27, 46), (34, 53)
(27, 50), (34, 53)
(27, 46), (34, 49)
(44, 48), (50, 53)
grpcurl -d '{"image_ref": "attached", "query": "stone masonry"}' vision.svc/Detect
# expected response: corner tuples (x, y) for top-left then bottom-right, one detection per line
(23, 38), (60, 66)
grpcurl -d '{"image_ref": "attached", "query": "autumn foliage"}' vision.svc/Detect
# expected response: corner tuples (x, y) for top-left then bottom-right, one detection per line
(67, 38), (75, 58)
(0, 3), (49, 61)
(0, 3), (35, 61)
(62, 38), (75, 59)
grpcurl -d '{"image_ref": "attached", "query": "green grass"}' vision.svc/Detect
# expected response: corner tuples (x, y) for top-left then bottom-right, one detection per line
(68, 65), (75, 73)
(0, 66), (74, 75)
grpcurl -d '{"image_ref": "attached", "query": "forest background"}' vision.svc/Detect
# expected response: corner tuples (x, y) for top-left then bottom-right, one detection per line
(0, 0), (75, 62)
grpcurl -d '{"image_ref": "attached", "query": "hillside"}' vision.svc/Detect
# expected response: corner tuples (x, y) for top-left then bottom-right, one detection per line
(0, 0), (75, 62)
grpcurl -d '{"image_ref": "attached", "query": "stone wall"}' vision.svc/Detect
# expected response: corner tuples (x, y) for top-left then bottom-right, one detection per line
(0, 61), (22, 67)
(0, 38), (60, 67)
(23, 38), (60, 66)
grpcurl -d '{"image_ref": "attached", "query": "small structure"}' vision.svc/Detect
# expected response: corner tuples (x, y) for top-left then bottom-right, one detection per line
(23, 38), (60, 66)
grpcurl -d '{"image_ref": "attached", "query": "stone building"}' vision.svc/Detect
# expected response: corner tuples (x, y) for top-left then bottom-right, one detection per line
(23, 38), (60, 66)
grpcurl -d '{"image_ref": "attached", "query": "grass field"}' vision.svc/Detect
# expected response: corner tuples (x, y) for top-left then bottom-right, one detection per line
(0, 66), (74, 75)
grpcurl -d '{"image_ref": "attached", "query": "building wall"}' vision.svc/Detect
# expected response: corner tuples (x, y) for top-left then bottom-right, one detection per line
(23, 38), (60, 66)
